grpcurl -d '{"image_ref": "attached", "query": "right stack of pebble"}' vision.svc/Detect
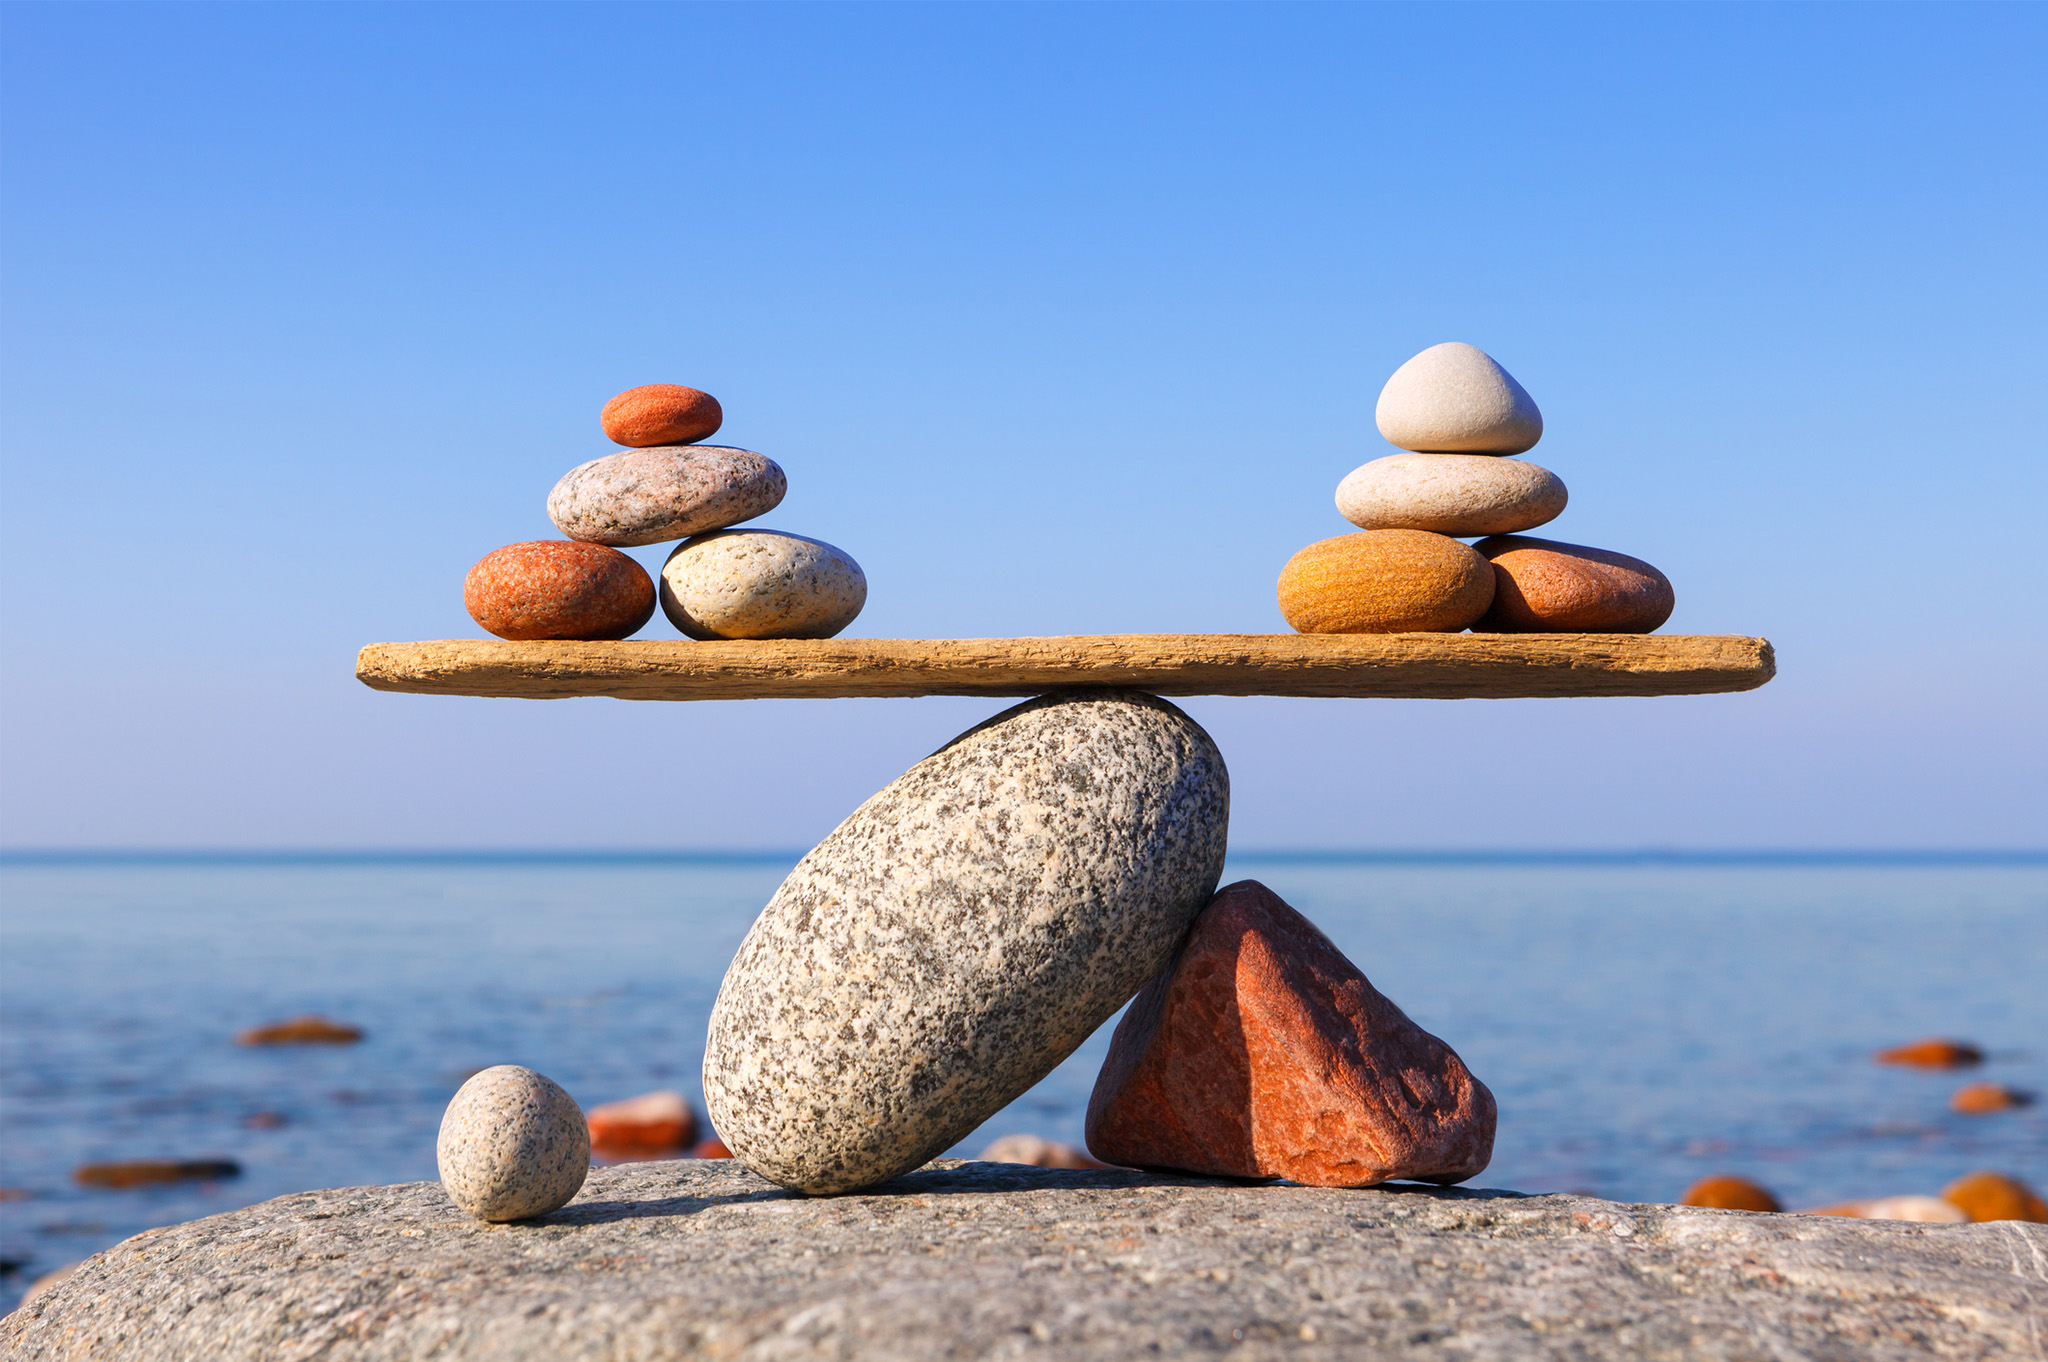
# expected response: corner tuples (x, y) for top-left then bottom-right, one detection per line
(1278, 342), (1674, 636)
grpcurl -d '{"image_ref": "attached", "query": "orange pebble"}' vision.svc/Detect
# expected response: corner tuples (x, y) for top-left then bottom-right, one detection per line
(587, 1090), (699, 1158)
(1680, 1175), (1780, 1212)
(1942, 1171), (2048, 1223)
(1873, 1037), (1985, 1069)
(601, 384), (722, 447)
(690, 1137), (732, 1159)
(1951, 1082), (2033, 1115)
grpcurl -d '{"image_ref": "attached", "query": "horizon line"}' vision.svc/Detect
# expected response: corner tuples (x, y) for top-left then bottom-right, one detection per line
(2, 847), (2043, 868)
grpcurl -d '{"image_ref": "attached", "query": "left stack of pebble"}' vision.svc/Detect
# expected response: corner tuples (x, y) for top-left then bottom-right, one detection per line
(464, 384), (867, 642)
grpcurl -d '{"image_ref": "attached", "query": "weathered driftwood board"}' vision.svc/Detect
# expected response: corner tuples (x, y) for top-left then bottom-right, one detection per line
(356, 633), (1774, 701)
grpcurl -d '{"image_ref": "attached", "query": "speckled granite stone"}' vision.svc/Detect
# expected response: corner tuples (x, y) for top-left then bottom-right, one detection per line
(658, 529), (867, 640)
(436, 1066), (589, 1222)
(8, 1160), (2042, 1361)
(1336, 453), (1567, 537)
(705, 691), (1229, 1196)
(546, 446), (786, 547)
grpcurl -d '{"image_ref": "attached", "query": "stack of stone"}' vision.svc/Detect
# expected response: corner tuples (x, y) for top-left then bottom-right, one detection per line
(701, 691), (1496, 1197)
(463, 383), (867, 642)
(1278, 342), (1674, 635)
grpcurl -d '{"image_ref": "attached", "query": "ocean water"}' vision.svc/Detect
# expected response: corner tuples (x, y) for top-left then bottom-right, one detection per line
(2, 854), (2043, 1310)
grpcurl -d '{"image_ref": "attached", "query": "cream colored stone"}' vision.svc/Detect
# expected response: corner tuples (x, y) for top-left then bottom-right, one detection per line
(1376, 343), (1543, 454)
(659, 530), (866, 641)
(1336, 454), (1566, 536)
(436, 1065), (588, 1223)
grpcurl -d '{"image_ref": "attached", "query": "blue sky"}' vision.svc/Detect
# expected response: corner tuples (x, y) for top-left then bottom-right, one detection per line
(2, 2), (2043, 850)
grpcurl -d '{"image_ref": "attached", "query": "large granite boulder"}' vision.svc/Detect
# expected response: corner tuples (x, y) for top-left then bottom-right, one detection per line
(705, 690), (1230, 1194)
(6, 1160), (2038, 1360)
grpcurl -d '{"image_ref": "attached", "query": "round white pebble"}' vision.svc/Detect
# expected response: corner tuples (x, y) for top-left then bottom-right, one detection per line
(1335, 453), (1567, 536)
(436, 1065), (589, 1223)
(660, 529), (867, 640)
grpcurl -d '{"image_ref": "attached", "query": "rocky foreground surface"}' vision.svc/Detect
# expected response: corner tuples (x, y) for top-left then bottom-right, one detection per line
(8, 1160), (2044, 1361)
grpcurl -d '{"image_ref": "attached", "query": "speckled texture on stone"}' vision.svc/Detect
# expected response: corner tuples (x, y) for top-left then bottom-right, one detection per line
(705, 692), (1229, 1196)
(1375, 342), (1544, 454)
(599, 383), (723, 448)
(436, 1066), (590, 1223)
(1336, 453), (1567, 537)
(546, 446), (786, 547)
(659, 530), (867, 640)
(463, 541), (656, 641)
(8, 1160), (2043, 1361)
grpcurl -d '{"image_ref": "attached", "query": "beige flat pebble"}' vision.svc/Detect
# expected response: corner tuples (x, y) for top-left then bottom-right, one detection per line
(1376, 342), (1543, 454)
(1336, 453), (1566, 536)
(659, 530), (866, 640)
(436, 1065), (588, 1222)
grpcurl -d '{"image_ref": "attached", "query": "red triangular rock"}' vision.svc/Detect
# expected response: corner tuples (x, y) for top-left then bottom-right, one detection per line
(1085, 880), (1495, 1186)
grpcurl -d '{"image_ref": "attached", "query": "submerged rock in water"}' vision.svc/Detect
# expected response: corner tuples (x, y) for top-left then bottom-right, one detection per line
(1874, 1037), (1985, 1070)
(1681, 1175), (1782, 1213)
(705, 691), (1229, 1195)
(73, 1160), (241, 1189)
(586, 1090), (698, 1159)
(1943, 1170), (2048, 1223)
(979, 1134), (1108, 1170)
(235, 1015), (363, 1046)
(1086, 880), (1494, 1187)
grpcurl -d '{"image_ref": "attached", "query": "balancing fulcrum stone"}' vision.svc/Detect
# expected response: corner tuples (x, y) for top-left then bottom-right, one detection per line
(704, 690), (1229, 1195)
(436, 1065), (589, 1222)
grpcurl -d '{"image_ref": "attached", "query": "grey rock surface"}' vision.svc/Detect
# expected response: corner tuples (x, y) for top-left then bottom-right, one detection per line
(1375, 343), (1543, 455)
(436, 1065), (589, 1222)
(8, 1160), (2042, 1361)
(547, 445), (786, 546)
(706, 692), (1229, 1195)
(659, 529), (867, 640)
(1336, 453), (1567, 537)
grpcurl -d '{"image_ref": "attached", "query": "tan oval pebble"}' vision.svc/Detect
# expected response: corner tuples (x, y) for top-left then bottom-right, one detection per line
(1336, 453), (1567, 536)
(464, 541), (655, 641)
(601, 383), (723, 447)
(548, 446), (786, 547)
(1376, 342), (1543, 454)
(436, 1065), (589, 1223)
(1277, 530), (1495, 634)
(660, 529), (866, 640)
(1475, 535), (1674, 633)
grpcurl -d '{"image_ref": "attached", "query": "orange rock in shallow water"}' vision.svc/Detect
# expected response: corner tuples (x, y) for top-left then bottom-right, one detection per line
(1942, 1171), (2048, 1223)
(1276, 530), (1495, 634)
(1951, 1082), (2033, 1115)
(690, 1136), (731, 1159)
(75, 1159), (241, 1188)
(1085, 880), (1495, 1187)
(1473, 536), (1674, 633)
(464, 541), (656, 641)
(236, 1015), (363, 1046)
(1681, 1175), (1781, 1212)
(587, 1090), (699, 1158)
(601, 384), (723, 447)
(1874, 1037), (1985, 1069)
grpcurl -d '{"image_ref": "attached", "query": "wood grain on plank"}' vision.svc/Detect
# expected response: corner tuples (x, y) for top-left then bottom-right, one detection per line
(356, 634), (1774, 701)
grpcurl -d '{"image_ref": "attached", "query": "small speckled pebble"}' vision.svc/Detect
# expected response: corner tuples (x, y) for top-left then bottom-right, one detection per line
(660, 529), (867, 640)
(436, 1065), (589, 1222)
(547, 446), (786, 547)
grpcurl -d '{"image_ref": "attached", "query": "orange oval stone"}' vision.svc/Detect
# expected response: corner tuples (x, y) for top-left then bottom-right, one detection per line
(601, 384), (723, 447)
(1276, 529), (1494, 634)
(1680, 1175), (1781, 1212)
(1474, 536), (1674, 633)
(1874, 1037), (1985, 1069)
(1950, 1082), (2034, 1115)
(1941, 1170), (2048, 1222)
(464, 541), (655, 641)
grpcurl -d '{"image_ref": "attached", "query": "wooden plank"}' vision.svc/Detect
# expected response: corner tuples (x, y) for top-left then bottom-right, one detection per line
(355, 634), (1775, 701)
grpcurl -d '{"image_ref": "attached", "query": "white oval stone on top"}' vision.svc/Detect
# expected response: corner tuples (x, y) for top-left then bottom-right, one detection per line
(1375, 342), (1543, 455)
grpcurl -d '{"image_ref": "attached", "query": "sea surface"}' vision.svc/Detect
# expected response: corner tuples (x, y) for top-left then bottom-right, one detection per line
(2, 853), (2044, 1310)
